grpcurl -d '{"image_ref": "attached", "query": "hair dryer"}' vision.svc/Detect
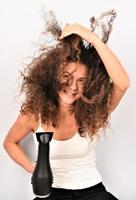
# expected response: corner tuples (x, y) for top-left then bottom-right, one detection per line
(31, 132), (54, 198)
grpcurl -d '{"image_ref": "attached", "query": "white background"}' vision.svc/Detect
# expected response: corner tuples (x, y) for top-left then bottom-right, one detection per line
(0, 0), (136, 199)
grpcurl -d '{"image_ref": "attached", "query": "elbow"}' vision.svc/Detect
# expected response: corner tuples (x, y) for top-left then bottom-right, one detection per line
(3, 138), (9, 150)
(122, 84), (130, 92)
(118, 79), (131, 92)
(124, 81), (131, 91)
(125, 78), (131, 89)
(3, 136), (19, 150)
(3, 137), (13, 151)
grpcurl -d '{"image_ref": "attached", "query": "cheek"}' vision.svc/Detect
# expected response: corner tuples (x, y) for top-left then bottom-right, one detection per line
(78, 84), (84, 92)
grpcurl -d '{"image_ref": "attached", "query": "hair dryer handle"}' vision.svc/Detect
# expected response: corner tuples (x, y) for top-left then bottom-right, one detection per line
(31, 132), (53, 198)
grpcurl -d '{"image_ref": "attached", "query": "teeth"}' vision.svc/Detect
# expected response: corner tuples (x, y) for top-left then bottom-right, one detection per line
(65, 90), (76, 97)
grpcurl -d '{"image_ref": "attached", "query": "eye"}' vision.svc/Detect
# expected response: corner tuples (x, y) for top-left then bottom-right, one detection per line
(78, 79), (86, 84)
(62, 72), (73, 81)
(63, 74), (69, 79)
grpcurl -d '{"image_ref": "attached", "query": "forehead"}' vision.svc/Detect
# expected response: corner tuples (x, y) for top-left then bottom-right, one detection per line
(64, 62), (88, 77)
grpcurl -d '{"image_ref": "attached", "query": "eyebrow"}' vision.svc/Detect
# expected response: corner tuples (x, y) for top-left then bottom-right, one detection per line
(78, 77), (87, 79)
(63, 71), (87, 79)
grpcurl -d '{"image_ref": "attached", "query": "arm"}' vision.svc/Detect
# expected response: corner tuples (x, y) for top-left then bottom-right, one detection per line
(89, 35), (131, 113)
(60, 23), (131, 112)
(3, 112), (37, 173)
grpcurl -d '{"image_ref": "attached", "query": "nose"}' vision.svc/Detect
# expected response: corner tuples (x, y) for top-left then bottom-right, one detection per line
(69, 79), (78, 91)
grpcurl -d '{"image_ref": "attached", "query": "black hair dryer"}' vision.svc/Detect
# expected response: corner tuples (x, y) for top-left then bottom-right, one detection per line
(31, 132), (54, 198)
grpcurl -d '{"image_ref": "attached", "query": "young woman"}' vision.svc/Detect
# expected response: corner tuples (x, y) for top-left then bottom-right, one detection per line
(3, 11), (130, 200)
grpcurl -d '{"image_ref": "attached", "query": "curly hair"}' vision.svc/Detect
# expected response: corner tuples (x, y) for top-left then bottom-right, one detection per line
(19, 10), (115, 139)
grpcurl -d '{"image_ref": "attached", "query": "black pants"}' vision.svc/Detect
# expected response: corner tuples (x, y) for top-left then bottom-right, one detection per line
(33, 182), (119, 200)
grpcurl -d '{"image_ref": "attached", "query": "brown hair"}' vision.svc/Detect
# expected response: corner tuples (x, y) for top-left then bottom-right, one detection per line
(19, 10), (116, 138)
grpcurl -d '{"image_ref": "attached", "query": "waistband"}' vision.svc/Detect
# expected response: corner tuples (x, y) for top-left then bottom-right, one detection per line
(51, 182), (105, 192)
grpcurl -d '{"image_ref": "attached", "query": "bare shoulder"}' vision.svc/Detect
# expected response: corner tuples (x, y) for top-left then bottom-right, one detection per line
(4, 112), (39, 144)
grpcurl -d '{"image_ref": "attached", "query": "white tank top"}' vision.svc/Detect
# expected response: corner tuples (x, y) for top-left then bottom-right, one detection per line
(33, 124), (102, 189)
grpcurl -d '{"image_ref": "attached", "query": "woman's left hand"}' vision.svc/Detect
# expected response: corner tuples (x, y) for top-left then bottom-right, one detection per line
(59, 23), (99, 44)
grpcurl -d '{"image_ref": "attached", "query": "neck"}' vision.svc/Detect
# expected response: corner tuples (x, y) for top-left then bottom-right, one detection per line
(58, 102), (74, 117)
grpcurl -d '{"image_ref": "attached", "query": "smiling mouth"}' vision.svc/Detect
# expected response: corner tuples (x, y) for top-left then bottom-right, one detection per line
(63, 90), (77, 97)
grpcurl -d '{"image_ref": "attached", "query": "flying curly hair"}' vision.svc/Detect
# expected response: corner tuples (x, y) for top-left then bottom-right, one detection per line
(19, 9), (117, 139)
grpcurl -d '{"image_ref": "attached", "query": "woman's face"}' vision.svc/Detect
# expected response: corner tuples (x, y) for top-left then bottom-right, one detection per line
(58, 62), (88, 106)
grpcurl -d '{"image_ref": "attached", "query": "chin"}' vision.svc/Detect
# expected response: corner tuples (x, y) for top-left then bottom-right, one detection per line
(60, 96), (77, 105)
